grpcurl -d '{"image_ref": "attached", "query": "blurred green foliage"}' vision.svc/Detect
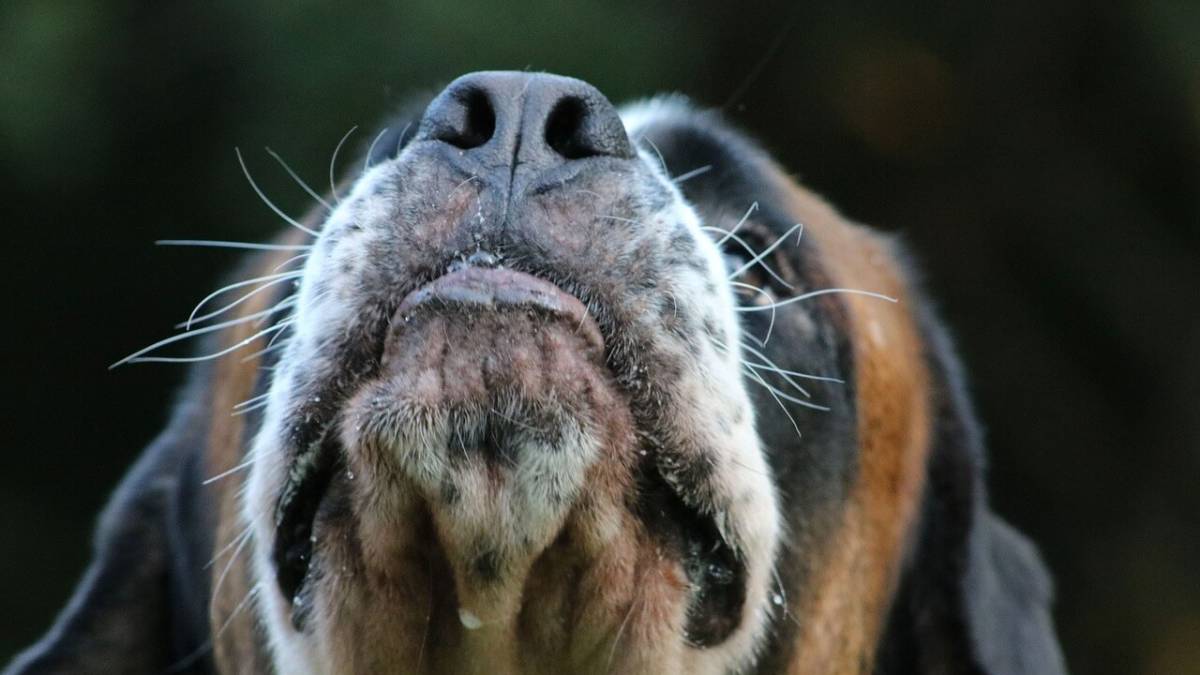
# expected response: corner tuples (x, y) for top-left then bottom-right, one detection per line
(1, 2), (1197, 674)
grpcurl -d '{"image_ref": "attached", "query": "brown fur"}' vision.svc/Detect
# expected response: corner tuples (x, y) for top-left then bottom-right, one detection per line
(763, 170), (931, 674)
(207, 231), (310, 673)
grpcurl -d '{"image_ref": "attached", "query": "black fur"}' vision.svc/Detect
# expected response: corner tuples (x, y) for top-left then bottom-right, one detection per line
(642, 107), (1066, 673)
(5, 364), (216, 675)
(4, 259), (298, 675)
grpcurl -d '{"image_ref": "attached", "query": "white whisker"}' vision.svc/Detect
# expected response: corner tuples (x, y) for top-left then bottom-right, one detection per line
(117, 319), (294, 366)
(728, 222), (803, 282)
(640, 136), (669, 175)
(252, 296), (298, 328)
(716, 336), (820, 399)
(112, 306), (293, 368)
(738, 339), (844, 389)
(206, 524), (252, 570)
(363, 127), (389, 174)
(746, 369), (828, 410)
(212, 535), (252, 610)
(394, 121), (413, 156)
(730, 281), (777, 343)
(596, 215), (641, 225)
(203, 458), (256, 486)
(235, 148), (319, 238)
(232, 400), (270, 417)
(239, 335), (290, 364)
(741, 364), (806, 436)
(743, 359), (844, 385)
(672, 164), (712, 184)
(270, 252), (310, 273)
(257, 314), (300, 350)
(157, 239), (311, 252)
(717, 201), (758, 246)
(329, 125), (358, 204)
(265, 147), (332, 212)
(606, 588), (642, 672)
(713, 230), (793, 288)
(234, 393), (270, 410)
(735, 288), (898, 312)
(212, 582), (262, 643)
(183, 271), (301, 329)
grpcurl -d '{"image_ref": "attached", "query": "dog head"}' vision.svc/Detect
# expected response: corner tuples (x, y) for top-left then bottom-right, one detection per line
(8, 72), (1065, 675)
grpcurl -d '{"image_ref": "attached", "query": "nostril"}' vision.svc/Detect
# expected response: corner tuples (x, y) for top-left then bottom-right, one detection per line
(544, 96), (596, 160)
(436, 87), (496, 150)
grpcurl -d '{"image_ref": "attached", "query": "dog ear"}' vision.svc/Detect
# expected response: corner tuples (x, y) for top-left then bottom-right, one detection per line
(877, 301), (1068, 675)
(5, 392), (214, 675)
(963, 511), (1067, 674)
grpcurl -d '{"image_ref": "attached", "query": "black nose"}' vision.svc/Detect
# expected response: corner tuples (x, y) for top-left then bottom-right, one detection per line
(416, 71), (634, 176)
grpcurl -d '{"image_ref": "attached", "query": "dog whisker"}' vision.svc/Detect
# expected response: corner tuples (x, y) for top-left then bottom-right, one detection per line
(671, 164), (712, 184)
(706, 227), (794, 290)
(157, 239), (312, 252)
(606, 583), (643, 673)
(270, 252), (311, 273)
(362, 127), (390, 175)
(183, 271), (302, 329)
(202, 457), (257, 486)
(213, 582), (262, 645)
(742, 359), (844, 385)
(252, 296), (298, 328)
(232, 400), (270, 417)
(236, 148), (319, 238)
(212, 529), (254, 600)
(716, 201), (758, 247)
(747, 372), (828, 411)
(639, 135), (670, 176)
(740, 366), (808, 438)
(739, 339), (844, 386)
(265, 146), (332, 212)
(727, 222), (803, 283)
(112, 306), (294, 368)
(735, 287), (898, 312)
(595, 214), (642, 225)
(241, 329), (292, 363)
(205, 523), (252, 570)
(116, 319), (294, 366)
(394, 121), (413, 157)
(730, 280), (777, 343)
(328, 125), (358, 205)
(234, 392), (271, 411)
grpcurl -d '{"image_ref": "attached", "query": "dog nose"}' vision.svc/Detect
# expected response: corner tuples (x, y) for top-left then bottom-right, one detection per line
(416, 71), (635, 175)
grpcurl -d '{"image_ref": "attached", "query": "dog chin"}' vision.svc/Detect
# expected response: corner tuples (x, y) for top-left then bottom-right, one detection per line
(340, 303), (633, 613)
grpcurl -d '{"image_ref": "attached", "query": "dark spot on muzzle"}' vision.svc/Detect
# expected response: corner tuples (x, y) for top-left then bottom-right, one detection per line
(635, 456), (747, 647)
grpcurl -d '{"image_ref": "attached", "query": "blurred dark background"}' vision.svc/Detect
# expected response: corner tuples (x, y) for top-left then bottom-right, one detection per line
(2, 1), (1197, 673)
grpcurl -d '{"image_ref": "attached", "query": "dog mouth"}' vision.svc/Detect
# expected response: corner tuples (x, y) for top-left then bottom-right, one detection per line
(271, 262), (748, 645)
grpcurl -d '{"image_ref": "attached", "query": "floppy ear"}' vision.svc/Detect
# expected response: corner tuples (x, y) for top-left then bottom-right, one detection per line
(877, 302), (1068, 675)
(964, 511), (1066, 674)
(5, 387), (214, 675)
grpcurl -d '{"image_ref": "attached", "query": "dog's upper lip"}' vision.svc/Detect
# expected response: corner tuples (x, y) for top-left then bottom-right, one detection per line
(397, 265), (603, 350)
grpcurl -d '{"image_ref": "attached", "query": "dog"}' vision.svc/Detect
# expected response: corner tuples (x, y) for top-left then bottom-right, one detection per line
(7, 72), (1066, 674)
